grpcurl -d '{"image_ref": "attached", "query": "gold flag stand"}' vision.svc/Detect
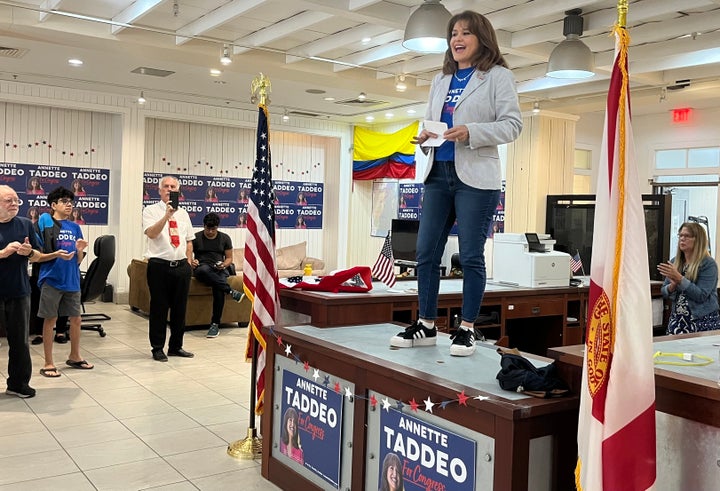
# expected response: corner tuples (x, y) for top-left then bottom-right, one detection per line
(227, 72), (272, 461)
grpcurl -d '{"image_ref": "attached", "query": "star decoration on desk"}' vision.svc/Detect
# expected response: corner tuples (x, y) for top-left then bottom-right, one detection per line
(457, 390), (469, 406)
(424, 397), (435, 414)
(264, 326), (519, 420)
(409, 398), (419, 412)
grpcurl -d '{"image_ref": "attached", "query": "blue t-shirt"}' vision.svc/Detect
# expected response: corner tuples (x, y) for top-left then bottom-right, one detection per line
(0, 216), (40, 298)
(435, 66), (475, 162)
(38, 218), (83, 292)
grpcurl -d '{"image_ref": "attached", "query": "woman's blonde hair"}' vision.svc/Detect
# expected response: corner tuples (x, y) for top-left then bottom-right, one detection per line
(672, 222), (710, 281)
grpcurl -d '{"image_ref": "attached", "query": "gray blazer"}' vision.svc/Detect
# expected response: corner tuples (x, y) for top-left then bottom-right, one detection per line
(422, 65), (522, 189)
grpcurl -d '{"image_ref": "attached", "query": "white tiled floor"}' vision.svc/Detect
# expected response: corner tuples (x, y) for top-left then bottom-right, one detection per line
(0, 303), (281, 491)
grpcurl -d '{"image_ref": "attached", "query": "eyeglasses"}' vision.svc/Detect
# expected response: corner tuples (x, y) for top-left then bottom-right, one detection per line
(677, 233), (695, 240)
(56, 198), (74, 205)
(1, 197), (20, 205)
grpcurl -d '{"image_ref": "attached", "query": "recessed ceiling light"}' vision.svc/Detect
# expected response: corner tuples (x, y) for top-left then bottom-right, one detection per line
(210, 69), (222, 76)
(361, 37), (372, 44)
(68, 59), (83, 66)
(385, 112), (394, 118)
(407, 109), (417, 115)
(365, 115), (374, 122)
(323, 96), (335, 101)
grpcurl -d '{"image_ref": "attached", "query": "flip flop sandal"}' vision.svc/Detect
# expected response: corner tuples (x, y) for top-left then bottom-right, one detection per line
(65, 359), (94, 370)
(31, 336), (43, 345)
(40, 367), (61, 378)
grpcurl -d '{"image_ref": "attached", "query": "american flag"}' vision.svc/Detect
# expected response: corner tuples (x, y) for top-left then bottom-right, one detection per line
(570, 252), (583, 274)
(576, 23), (656, 491)
(372, 232), (396, 288)
(242, 105), (280, 416)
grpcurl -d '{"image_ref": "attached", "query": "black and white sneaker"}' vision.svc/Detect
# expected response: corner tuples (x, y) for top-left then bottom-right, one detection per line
(449, 328), (476, 356)
(390, 321), (437, 348)
(6, 385), (36, 398)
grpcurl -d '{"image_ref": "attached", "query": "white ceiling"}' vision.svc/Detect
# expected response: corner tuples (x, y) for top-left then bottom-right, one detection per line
(1, 0), (720, 124)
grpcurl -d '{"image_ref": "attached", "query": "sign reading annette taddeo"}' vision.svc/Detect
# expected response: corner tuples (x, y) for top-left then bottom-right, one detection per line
(280, 370), (343, 489)
(1, 162), (110, 225)
(379, 409), (476, 491)
(142, 172), (324, 229)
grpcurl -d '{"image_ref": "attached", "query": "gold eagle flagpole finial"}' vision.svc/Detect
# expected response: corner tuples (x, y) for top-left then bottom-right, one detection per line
(250, 72), (271, 107)
(617, 0), (628, 28)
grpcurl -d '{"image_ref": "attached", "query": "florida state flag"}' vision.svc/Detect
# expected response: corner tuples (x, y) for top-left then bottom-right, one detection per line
(576, 25), (656, 491)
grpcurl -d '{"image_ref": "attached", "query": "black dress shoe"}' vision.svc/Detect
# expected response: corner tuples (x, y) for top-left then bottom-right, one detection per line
(167, 348), (194, 358)
(152, 350), (168, 362)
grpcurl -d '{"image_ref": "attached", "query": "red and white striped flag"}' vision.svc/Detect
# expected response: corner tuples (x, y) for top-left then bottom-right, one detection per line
(243, 105), (281, 416)
(576, 25), (656, 491)
(372, 232), (396, 288)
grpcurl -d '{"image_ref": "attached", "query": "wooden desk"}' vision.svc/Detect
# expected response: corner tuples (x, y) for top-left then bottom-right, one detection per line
(262, 323), (580, 491)
(547, 332), (720, 490)
(280, 280), (665, 356)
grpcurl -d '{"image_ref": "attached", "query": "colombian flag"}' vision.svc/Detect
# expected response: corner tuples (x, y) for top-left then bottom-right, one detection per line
(352, 122), (418, 180)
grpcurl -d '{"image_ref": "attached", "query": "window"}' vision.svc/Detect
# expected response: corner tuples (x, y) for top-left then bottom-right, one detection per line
(573, 149), (592, 194)
(654, 146), (719, 256)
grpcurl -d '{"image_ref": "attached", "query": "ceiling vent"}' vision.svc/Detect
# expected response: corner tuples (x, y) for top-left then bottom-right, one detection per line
(335, 97), (386, 107)
(288, 110), (320, 118)
(131, 66), (175, 77)
(0, 46), (28, 58)
(667, 79), (690, 91)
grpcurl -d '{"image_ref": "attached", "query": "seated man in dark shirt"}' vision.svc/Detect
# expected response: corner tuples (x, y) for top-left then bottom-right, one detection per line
(190, 213), (243, 338)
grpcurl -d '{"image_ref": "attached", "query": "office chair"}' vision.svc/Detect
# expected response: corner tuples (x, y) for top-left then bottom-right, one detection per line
(79, 235), (116, 337)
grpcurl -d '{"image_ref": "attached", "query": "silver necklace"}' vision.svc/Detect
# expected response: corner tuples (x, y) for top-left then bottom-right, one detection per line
(454, 69), (475, 82)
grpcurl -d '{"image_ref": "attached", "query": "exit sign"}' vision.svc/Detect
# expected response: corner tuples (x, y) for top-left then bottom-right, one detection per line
(672, 108), (692, 123)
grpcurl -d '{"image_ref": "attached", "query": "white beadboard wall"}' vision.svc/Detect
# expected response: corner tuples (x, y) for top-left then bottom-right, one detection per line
(0, 80), (354, 300)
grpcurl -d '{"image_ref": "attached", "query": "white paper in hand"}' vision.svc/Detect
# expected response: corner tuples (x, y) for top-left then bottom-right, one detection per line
(421, 120), (448, 147)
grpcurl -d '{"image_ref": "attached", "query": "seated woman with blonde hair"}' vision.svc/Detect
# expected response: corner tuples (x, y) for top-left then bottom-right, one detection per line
(658, 221), (720, 334)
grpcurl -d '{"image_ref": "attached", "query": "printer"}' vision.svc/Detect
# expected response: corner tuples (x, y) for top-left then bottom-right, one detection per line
(492, 233), (570, 288)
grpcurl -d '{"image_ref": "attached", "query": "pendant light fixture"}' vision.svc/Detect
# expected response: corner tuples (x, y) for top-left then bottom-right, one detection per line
(402, 0), (452, 53)
(546, 9), (595, 79)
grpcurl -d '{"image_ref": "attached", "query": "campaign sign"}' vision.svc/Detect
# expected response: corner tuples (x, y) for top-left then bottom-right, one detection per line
(294, 205), (323, 229)
(379, 409), (476, 491)
(142, 172), (324, 229)
(489, 180), (506, 238)
(280, 370), (343, 489)
(2, 162), (110, 225)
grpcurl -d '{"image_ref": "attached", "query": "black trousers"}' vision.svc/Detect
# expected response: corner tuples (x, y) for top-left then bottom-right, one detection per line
(0, 296), (32, 390)
(193, 263), (231, 325)
(146, 259), (191, 352)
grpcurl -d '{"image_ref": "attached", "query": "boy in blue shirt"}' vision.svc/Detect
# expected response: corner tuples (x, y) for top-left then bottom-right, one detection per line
(37, 187), (93, 377)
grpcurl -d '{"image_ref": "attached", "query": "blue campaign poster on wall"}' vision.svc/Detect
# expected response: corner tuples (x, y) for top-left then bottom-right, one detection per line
(142, 172), (323, 229)
(378, 409), (476, 491)
(1, 162), (110, 225)
(280, 370), (343, 489)
(398, 180), (506, 237)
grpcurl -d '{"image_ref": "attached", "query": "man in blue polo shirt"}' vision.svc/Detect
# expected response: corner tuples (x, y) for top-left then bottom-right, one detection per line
(37, 186), (93, 377)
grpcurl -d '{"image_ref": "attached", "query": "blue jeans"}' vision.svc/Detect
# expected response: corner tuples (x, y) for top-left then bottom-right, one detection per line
(416, 162), (499, 323)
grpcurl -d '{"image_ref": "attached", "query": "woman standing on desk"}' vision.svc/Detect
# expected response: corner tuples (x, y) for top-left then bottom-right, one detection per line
(389, 10), (522, 356)
(658, 222), (720, 334)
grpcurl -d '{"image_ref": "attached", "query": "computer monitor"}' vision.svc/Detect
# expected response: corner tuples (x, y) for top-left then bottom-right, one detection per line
(391, 219), (419, 265)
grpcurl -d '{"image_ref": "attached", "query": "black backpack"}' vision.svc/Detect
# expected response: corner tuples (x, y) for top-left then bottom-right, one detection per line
(495, 348), (569, 398)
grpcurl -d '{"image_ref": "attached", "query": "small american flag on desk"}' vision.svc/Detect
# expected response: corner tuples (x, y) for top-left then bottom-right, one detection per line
(570, 252), (583, 274)
(372, 232), (396, 288)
